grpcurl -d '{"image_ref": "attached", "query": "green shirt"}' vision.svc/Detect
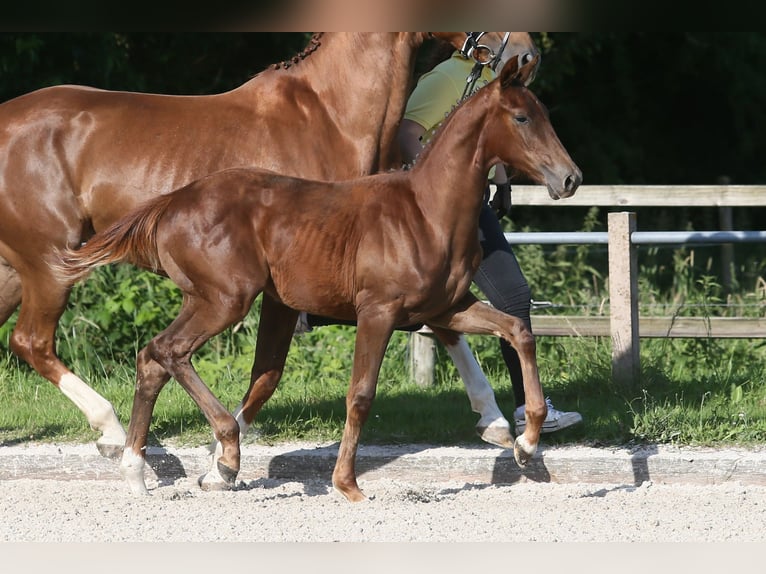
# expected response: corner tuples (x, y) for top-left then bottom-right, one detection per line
(404, 50), (496, 145)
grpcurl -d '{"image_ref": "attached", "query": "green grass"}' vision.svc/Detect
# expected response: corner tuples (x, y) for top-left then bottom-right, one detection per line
(2, 215), (765, 450)
(2, 322), (765, 450)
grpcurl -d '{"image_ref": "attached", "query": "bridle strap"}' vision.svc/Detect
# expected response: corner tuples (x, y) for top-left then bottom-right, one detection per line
(460, 62), (485, 102)
(459, 32), (511, 102)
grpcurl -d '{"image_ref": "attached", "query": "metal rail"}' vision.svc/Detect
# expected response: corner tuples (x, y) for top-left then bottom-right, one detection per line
(504, 230), (766, 245)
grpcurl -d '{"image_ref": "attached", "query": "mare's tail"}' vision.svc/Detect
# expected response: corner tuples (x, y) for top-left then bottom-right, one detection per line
(54, 193), (175, 285)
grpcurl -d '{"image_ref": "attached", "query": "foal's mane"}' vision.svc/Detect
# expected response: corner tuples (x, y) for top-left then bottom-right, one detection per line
(408, 70), (529, 171)
(406, 79), (494, 171)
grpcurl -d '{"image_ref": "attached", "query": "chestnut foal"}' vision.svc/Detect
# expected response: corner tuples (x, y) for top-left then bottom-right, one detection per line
(0, 33), (539, 458)
(58, 54), (580, 501)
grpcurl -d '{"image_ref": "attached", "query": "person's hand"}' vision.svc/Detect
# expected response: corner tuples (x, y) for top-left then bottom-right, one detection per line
(491, 182), (512, 220)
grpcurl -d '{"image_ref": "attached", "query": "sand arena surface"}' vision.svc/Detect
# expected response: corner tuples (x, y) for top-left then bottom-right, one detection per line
(2, 442), (766, 543)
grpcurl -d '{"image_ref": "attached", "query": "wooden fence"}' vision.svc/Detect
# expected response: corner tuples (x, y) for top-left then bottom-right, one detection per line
(409, 184), (766, 390)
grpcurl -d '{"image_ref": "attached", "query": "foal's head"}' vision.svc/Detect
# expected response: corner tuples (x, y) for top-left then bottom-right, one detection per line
(489, 54), (582, 199)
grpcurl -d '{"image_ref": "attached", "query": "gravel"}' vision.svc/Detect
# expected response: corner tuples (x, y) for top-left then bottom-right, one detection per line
(2, 449), (765, 542)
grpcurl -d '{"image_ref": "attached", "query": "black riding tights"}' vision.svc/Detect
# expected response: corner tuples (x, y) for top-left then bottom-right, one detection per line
(474, 202), (530, 409)
(307, 201), (531, 409)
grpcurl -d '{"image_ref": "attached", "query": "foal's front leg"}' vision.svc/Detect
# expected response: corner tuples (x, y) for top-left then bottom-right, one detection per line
(427, 294), (546, 467)
(332, 312), (395, 502)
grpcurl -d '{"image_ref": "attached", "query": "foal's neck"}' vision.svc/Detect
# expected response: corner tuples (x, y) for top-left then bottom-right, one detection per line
(409, 88), (495, 232)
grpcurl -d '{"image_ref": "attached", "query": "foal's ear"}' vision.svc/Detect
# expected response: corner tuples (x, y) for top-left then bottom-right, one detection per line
(501, 53), (541, 89)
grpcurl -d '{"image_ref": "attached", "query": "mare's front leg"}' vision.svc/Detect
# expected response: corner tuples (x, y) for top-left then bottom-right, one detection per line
(204, 295), (298, 488)
(431, 328), (513, 448)
(427, 294), (546, 467)
(333, 311), (395, 502)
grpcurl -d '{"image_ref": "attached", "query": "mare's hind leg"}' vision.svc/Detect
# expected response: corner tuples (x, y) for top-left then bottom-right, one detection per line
(203, 295), (299, 489)
(431, 329), (513, 448)
(8, 266), (125, 457)
(427, 294), (546, 467)
(123, 294), (252, 495)
(0, 256), (22, 326)
(333, 311), (395, 502)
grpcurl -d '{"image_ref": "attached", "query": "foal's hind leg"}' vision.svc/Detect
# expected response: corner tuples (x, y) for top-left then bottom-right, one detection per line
(123, 295), (251, 494)
(203, 296), (298, 489)
(427, 294), (546, 467)
(120, 347), (171, 494)
(431, 329), (513, 448)
(8, 267), (125, 457)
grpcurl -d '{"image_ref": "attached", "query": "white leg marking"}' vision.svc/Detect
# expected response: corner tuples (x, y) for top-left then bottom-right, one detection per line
(199, 461), (228, 490)
(516, 432), (537, 456)
(58, 373), (126, 443)
(445, 336), (509, 429)
(120, 448), (149, 495)
(209, 401), (250, 456)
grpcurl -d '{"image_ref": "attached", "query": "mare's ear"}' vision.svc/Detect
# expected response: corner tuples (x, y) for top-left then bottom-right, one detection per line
(430, 32), (469, 52)
(501, 53), (541, 89)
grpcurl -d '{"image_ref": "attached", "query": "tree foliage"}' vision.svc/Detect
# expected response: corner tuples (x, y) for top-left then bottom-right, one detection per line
(3, 32), (763, 186)
(533, 32), (766, 186)
(1, 32), (765, 320)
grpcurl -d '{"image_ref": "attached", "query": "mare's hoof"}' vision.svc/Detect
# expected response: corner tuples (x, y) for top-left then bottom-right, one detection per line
(96, 441), (124, 460)
(476, 425), (514, 449)
(513, 435), (536, 467)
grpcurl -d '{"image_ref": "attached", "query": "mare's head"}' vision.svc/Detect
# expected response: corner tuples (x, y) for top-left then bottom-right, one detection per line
(489, 54), (581, 199)
(433, 32), (540, 82)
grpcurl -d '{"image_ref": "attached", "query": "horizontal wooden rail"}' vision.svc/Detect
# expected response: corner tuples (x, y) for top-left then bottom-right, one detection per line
(410, 186), (766, 389)
(507, 184), (766, 207)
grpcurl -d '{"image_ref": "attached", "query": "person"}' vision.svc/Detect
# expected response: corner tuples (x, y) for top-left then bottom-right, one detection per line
(396, 34), (582, 435)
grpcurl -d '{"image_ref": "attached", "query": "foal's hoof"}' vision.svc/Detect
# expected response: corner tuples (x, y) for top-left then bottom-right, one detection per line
(476, 425), (514, 449)
(333, 484), (368, 503)
(198, 461), (238, 491)
(331, 476), (367, 503)
(96, 441), (124, 460)
(513, 435), (537, 467)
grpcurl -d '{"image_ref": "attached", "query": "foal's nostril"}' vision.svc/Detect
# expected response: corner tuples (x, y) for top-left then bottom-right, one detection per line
(564, 174), (579, 193)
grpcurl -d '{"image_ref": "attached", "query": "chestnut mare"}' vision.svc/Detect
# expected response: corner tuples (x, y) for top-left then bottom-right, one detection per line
(0, 33), (538, 458)
(57, 55), (581, 501)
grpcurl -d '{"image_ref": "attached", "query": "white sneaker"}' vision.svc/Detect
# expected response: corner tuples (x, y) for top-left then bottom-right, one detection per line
(514, 397), (582, 434)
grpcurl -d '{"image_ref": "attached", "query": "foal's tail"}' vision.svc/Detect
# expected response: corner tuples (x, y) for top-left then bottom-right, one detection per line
(54, 193), (175, 285)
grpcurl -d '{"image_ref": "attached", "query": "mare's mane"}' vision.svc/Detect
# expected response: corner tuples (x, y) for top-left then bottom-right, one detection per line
(271, 33), (324, 70)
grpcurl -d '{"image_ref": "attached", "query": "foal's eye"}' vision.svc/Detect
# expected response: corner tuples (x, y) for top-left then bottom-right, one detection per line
(514, 115), (529, 124)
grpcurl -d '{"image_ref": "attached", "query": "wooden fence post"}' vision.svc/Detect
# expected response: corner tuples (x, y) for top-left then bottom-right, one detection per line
(409, 331), (436, 387)
(719, 205), (734, 293)
(608, 211), (640, 391)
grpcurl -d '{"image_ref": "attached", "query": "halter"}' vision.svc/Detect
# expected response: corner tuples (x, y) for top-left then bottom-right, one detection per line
(459, 32), (511, 102)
